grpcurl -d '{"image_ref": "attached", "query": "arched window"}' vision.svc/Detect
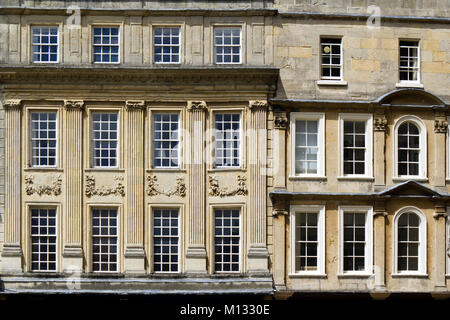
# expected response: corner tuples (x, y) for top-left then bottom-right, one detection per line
(394, 116), (427, 179)
(394, 207), (427, 275)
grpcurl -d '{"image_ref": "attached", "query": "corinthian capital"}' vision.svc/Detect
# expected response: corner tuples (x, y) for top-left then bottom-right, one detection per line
(248, 100), (268, 110)
(187, 101), (207, 112)
(125, 100), (146, 111)
(3, 99), (22, 110)
(64, 100), (84, 110)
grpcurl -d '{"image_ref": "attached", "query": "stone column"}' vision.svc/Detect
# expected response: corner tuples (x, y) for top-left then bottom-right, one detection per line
(62, 100), (84, 272)
(1, 99), (23, 273)
(372, 201), (388, 293)
(247, 100), (269, 274)
(272, 111), (288, 287)
(433, 203), (448, 291)
(185, 101), (208, 274)
(433, 112), (447, 192)
(373, 110), (387, 192)
(273, 111), (288, 188)
(124, 100), (146, 273)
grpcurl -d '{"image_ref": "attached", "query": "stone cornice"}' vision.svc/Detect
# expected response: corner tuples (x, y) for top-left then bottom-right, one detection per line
(0, 66), (279, 91)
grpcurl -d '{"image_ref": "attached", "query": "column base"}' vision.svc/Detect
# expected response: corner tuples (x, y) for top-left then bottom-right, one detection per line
(185, 245), (207, 274)
(247, 244), (269, 276)
(124, 246), (146, 274)
(62, 245), (83, 273)
(1, 244), (23, 273)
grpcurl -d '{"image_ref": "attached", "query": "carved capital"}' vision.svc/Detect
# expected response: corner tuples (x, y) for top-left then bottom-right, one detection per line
(434, 119), (448, 133)
(248, 100), (268, 111)
(274, 112), (288, 130)
(64, 100), (84, 111)
(373, 210), (388, 218)
(125, 100), (146, 111)
(273, 209), (288, 217)
(374, 115), (388, 132)
(187, 101), (207, 112)
(433, 203), (448, 220)
(3, 99), (22, 110)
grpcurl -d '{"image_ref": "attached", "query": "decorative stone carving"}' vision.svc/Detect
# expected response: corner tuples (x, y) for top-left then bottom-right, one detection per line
(25, 175), (62, 196)
(374, 115), (388, 131)
(125, 100), (146, 111)
(85, 175), (125, 197)
(248, 100), (268, 110)
(63, 100), (84, 110)
(3, 99), (22, 110)
(187, 101), (207, 111)
(146, 175), (186, 197)
(274, 112), (288, 129)
(208, 175), (248, 197)
(434, 119), (448, 133)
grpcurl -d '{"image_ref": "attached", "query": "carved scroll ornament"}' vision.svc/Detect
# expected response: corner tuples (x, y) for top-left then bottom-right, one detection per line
(208, 175), (248, 197)
(146, 175), (186, 197)
(85, 175), (125, 197)
(25, 175), (62, 196)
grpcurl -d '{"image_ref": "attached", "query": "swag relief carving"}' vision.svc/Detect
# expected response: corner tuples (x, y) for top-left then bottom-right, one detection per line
(208, 175), (248, 197)
(25, 175), (62, 196)
(146, 175), (186, 197)
(85, 175), (125, 197)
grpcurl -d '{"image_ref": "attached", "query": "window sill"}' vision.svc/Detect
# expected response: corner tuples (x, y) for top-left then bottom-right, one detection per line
(396, 82), (424, 89)
(316, 79), (348, 86)
(208, 167), (246, 173)
(391, 273), (428, 278)
(392, 177), (428, 183)
(288, 273), (327, 279)
(24, 167), (64, 172)
(289, 176), (327, 181)
(337, 273), (373, 278)
(85, 168), (125, 173)
(147, 168), (186, 173)
(337, 176), (375, 181)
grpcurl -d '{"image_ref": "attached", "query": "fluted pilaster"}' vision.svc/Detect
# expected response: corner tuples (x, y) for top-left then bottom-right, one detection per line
(1, 99), (23, 272)
(185, 101), (208, 273)
(124, 100), (146, 273)
(247, 100), (269, 274)
(62, 100), (84, 271)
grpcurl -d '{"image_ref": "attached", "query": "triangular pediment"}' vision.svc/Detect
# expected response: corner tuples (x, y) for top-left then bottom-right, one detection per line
(379, 180), (441, 197)
(377, 89), (445, 107)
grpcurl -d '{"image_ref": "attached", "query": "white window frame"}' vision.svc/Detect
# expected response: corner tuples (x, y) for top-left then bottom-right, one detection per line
(90, 207), (120, 273)
(213, 112), (242, 169)
(214, 27), (242, 65)
(29, 111), (58, 168)
(320, 37), (343, 81)
(152, 112), (180, 169)
(338, 206), (373, 276)
(92, 26), (121, 64)
(153, 26), (181, 64)
(290, 112), (326, 179)
(289, 205), (326, 276)
(31, 26), (59, 64)
(338, 113), (373, 179)
(397, 39), (421, 87)
(393, 206), (427, 276)
(91, 111), (119, 169)
(212, 208), (241, 274)
(393, 115), (427, 181)
(29, 207), (58, 272)
(152, 208), (180, 274)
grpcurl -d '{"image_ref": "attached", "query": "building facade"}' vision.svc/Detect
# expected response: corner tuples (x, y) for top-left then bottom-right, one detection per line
(0, 0), (449, 299)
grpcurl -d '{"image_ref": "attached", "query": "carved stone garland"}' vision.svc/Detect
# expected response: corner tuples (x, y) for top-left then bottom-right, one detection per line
(208, 175), (248, 197)
(146, 175), (186, 197)
(25, 175), (62, 196)
(85, 175), (125, 197)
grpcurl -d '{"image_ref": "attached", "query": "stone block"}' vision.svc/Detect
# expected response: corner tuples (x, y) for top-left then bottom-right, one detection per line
(277, 46), (289, 58)
(289, 46), (313, 58)
(352, 59), (380, 71)
(422, 61), (445, 73)
(361, 38), (379, 49)
(432, 51), (447, 62)
(381, 39), (397, 50)
(422, 40), (441, 52)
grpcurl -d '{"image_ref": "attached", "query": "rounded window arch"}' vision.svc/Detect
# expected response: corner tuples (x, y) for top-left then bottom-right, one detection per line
(393, 116), (427, 179)
(393, 206), (427, 275)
